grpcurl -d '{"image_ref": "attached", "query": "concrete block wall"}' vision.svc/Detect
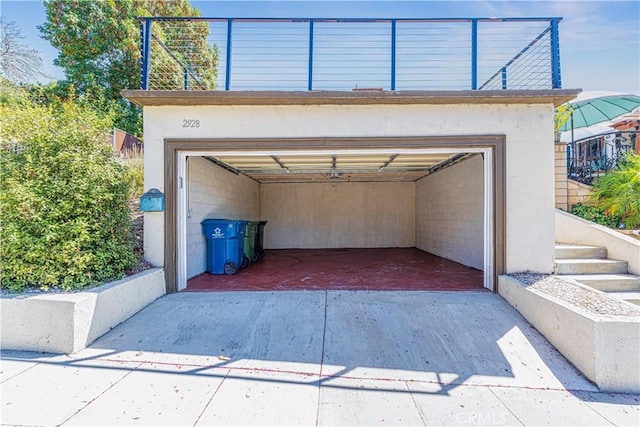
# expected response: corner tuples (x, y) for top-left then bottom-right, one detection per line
(555, 142), (568, 211)
(260, 182), (415, 249)
(567, 179), (592, 208)
(415, 155), (484, 270)
(187, 157), (259, 278)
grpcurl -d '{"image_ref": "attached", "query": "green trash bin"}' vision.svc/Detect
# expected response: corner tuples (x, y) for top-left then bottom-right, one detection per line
(255, 221), (267, 260)
(243, 221), (259, 264)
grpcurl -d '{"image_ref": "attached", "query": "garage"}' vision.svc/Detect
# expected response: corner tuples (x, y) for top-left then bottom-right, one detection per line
(178, 145), (492, 292)
(124, 89), (577, 295)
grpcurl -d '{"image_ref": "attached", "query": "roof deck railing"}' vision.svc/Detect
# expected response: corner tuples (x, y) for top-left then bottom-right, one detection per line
(138, 17), (562, 91)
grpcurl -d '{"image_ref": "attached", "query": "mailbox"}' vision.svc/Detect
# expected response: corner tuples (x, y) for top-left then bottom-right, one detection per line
(140, 188), (165, 212)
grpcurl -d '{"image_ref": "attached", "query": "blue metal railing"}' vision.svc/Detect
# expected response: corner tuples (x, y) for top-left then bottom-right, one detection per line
(138, 17), (563, 91)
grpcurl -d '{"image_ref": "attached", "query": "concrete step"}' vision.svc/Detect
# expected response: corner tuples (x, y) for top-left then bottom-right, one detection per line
(606, 292), (640, 306)
(554, 259), (628, 275)
(555, 243), (606, 260)
(560, 274), (640, 292)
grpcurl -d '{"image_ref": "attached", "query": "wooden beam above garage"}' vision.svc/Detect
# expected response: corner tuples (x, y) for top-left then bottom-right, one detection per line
(122, 89), (580, 108)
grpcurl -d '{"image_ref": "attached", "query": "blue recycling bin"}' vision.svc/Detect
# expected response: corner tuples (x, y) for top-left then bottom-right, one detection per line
(201, 219), (246, 275)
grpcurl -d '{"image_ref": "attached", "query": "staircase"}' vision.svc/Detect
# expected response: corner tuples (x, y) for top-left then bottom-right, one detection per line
(555, 243), (640, 306)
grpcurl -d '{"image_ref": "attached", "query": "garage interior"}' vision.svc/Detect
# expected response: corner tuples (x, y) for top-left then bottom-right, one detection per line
(182, 147), (487, 292)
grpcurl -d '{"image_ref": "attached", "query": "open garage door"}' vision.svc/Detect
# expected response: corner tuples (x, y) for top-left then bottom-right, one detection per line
(165, 137), (505, 293)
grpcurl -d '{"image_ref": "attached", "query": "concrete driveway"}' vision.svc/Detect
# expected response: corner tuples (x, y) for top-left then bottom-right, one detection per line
(2, 291), (639, 426)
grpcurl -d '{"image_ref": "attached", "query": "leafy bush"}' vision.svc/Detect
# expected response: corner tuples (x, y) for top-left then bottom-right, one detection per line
(590, 154), (640, 229)
(570, 203), (620, 228)
(0, 102), (136, 292)
(122, 148), (144, 199)
(0, 77), (30, 107)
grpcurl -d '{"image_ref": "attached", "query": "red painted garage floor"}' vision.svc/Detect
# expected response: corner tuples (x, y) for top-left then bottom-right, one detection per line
(186, 248), (484, 292)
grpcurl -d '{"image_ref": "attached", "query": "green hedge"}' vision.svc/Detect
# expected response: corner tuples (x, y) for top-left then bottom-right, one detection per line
(0, 102), (136, 292)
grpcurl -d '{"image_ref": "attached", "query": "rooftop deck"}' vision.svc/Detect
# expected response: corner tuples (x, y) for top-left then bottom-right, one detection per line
(138, 17), (563, 92)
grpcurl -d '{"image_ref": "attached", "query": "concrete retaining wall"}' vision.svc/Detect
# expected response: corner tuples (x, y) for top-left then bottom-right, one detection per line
(499, 275), (640, 393)
(0, 269), (165, 354)
(415, 155), (484, 270)
(556, 209), (640, 275)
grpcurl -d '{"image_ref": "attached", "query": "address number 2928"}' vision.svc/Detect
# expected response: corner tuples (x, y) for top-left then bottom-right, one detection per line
(182, 119), (200, 128)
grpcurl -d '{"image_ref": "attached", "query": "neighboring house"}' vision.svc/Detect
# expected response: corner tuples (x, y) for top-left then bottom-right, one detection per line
(124, 17), (579, 294)
(566, 129), (638, 185)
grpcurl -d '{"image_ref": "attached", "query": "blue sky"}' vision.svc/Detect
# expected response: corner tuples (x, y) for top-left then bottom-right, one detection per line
(1, 0), (639, 93)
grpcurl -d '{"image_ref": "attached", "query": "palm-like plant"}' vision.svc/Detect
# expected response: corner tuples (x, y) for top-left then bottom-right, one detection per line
(554, 104), (573, 140)
(590, 154), (640, 228)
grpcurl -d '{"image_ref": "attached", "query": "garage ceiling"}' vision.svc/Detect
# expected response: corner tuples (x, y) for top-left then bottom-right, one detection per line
(206, 152), (472, 183)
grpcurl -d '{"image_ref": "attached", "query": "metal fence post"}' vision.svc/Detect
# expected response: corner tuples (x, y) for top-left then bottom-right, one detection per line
(308, 20), (314, 91)
(471, 19), (478, 90)
(391, 20), (397, 91)
(140, 18), (152, 90)
(550, 18), (562, 89)
(225, 19), (233, 91)
(501, 67), (507, 89)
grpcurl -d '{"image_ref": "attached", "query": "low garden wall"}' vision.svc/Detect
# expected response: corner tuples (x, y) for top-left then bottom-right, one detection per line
(499, 275), (640, 393)
(556, 209), (640, 275)
(1, 268), (165, 354)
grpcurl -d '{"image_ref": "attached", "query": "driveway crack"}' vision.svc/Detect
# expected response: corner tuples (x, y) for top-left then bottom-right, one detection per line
(488, 386), (525, 426)
(406, 381), (428, 426)
(193, 368), (230, 427)
(580, 393), (618, 426)
(58, 362), (142, 426)
(315, 290), (329, 427)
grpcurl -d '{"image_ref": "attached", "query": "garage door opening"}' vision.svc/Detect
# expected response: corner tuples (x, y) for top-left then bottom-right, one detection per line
(168, 139), (501, 293)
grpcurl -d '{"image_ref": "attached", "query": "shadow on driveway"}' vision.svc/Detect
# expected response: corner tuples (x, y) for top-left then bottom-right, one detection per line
(3, 291), (639, 426)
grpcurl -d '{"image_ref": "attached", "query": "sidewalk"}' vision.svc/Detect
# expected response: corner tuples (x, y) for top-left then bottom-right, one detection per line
(2, 291), (639, 426)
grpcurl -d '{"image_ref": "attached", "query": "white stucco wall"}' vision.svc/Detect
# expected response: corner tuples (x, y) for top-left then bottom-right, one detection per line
(143, 103), (555, 274)
(186, 156), (259, 278)
(260, 182), (415, 249)
(416, 155), (484, 270)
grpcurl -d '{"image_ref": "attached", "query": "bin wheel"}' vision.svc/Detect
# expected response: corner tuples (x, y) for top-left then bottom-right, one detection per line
(240, 256), (250, 269)
(224, 262), (238, 275)
(251, 254), (259, 263)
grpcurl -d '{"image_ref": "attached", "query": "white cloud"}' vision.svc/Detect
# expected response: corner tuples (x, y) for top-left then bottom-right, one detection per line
(470, 1), (639, 51)
(461, 1), (639, 92)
